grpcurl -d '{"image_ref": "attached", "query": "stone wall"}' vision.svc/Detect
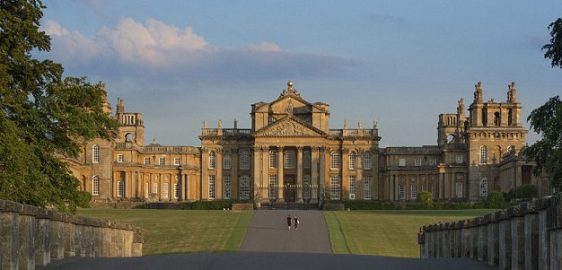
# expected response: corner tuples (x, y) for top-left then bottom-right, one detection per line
(0, 200), (143, 270)
(418, 195), (562, 269)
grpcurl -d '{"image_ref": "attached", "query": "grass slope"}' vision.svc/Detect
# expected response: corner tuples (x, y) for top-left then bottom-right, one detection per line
(324, 209), (495, 258)
(78, 209), (253, 255)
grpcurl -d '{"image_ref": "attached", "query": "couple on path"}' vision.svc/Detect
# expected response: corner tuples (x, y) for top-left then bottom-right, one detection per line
(286, 215), (300, 231)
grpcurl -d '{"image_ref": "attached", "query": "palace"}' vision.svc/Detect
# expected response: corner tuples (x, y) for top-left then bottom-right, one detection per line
(67, 81), (551, 204)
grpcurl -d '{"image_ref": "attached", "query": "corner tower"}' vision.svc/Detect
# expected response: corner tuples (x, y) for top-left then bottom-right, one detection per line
(466, 82), (527, 200)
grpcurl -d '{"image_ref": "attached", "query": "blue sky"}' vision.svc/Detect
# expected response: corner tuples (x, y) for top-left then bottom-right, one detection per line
(40, 0), (562, 147)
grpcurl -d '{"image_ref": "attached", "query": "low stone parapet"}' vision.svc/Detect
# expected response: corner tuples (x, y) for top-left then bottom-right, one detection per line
(0, 200), (142, 270)
(418, 194), (561, 269)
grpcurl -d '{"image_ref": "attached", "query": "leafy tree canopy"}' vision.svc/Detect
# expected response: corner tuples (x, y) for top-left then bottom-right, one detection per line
(0, 0), (118, 212)
(544, 18), (562, 68)
(523, 96), (562, 189)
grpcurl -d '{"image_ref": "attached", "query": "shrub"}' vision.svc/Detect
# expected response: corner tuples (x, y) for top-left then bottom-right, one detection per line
(485, 192), (508, 209)
(416, 192), (433, 209)
(507, 184), (538, 201)
(75, 191), (92, 208)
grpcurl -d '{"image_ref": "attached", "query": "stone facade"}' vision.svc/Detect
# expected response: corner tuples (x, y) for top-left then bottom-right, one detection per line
(67, 81), (550, 203)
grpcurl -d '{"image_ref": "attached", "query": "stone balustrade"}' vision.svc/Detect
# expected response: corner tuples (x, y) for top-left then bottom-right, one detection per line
(418, 194), (562, 270)
(0, 200), (143, 270)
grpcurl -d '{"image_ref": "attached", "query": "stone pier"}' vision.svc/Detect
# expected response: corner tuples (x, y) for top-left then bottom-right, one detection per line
(419, 194), (562, 270)
(0, 200), (142, 270)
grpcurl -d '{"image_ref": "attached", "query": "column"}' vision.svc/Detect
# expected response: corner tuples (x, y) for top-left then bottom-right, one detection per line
(341, 149), (349, 200)
(319, 147), (326, 201)
(181, 173), (187, 201)
(357, 151), (364, 200)
(311, 147), (319, 203)
(261, 146), (269, 201)
(439, 172), (444, 199)
(296, 146), (304, 203)
(232, 149), (239, 200)
(253, 146), (261, 201)
(216, 148), (223, 200)
(277, 147), (284, 202)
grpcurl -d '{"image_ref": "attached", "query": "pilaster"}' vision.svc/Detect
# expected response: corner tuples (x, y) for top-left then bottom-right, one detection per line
(296, 146), (304, 203)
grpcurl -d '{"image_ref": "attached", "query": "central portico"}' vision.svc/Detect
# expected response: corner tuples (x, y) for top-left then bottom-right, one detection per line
(199, 81), (380, 203)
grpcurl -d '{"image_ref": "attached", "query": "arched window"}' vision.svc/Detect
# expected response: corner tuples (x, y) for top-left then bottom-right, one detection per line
(494, 112), (501, 126)
(92, 175), (100, 195)
(363, 152), (372, 170)
(330, 152), (341, 170)
(239, 176), (250, 200)
(480, 146), (488, 164)
(209, 151), (216, 169)
(92, 144), (100, 163)
(349, 152), (357, 170)
(480, 177), (488, 198)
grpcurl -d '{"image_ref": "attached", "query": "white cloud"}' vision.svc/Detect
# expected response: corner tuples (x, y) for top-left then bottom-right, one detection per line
(247, 42), (282, 52)
(42, 18), (355, 81)
(43, 20), (100, 61)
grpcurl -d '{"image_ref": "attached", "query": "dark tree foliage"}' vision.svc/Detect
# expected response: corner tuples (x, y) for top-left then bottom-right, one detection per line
(0, 0), (118, 212)
(523, 96), (562, 189)
(544, 18), (562, 68)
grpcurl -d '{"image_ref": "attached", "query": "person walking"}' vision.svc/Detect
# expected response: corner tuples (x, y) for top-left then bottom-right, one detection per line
(286, 214), (292, 231)
(293, 216), (299, 230)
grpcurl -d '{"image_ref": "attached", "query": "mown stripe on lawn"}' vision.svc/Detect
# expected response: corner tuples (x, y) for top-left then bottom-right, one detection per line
(223, 211), (253, 251)
(324, 211), (351, 254)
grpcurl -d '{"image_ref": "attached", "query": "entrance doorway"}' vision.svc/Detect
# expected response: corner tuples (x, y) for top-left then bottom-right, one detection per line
(284, 175), (296, 202)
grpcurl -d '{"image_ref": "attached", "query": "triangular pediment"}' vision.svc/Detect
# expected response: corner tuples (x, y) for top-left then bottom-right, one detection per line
(255, 116), (325, 137)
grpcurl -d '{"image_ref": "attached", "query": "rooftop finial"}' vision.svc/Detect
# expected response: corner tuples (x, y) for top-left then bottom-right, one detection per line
(280, 80), (300, 97)
(507, 82), (517, 103)
(474, 81), (483, 103)
(288, 80), (294, 90)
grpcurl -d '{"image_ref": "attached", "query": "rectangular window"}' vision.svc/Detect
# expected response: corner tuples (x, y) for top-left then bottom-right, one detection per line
(269, 175), (277, 199)
(269, 151), (277, 168)
(456, 155), (464, 164)
(330, 152), (341, 170)
(174, 157), (181, 166)
(144, 157), (150, 165)
(303, 150), (311, 169)
(363, 176), (371, 200)
(330, 175), (341, 200)
(208, 175), (216, 200)
(118, 180), (125, 197)
(398, 158), (406, 167)
(117, 154), (124, 163)
(161, 183), (169, 199)
(415, 158), (421, 166)
(363, 153), (372, 170)
(411, 184), (417, 200)
(349, 176), (356, 200)
(151, 182), (158, 194)
(159, 157), (165, 166)
(174, 175), (181, 199)
(284, 150), (296, 169)
(399, 184), (405, 200)
(223, 175), (231, 199)
(349, 154), (356, 170)
(223, 153), (231, 169)
(239, 150), (250, 170)
(239, 176), (250, 200)
(303, 175), (311, 199)
(456, 182), (463, 198)
(144, 182), (149, 198)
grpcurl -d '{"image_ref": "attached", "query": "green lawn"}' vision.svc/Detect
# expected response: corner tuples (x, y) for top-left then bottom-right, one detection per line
(78, 209), (253, 255)
(324, 209), (495, 257)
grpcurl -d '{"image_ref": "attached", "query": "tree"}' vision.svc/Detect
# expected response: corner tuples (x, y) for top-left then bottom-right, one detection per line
(0, 1), (118, 212)
(523, 96), (562, 189)
(543, 18), (562, 68)
(416, 191), (433, 209)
